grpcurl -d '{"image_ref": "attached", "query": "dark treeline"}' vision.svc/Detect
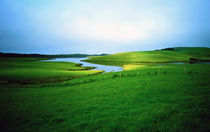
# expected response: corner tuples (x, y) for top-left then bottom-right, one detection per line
(0, 53), (109, 58)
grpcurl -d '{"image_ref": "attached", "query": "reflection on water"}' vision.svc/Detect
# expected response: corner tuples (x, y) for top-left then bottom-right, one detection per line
(157, 62), (185, 66)
(43, 58), (123, 73)
(189, 62), (210, 64)
(157, 61), (210, 66)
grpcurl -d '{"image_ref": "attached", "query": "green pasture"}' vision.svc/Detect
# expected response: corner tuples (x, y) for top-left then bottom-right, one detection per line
(0, 47), (210, 131)
(0, 57), (102, 84)
(0, 63), (210, 131)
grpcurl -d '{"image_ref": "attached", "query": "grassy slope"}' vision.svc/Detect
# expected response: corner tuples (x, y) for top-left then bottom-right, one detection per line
(174, 47), (210, 58)
(0, 64), (210, 131)
(0, 57), (102, 84)
(85, 47), (210, 65)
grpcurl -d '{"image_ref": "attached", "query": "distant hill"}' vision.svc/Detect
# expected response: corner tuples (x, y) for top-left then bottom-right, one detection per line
(172, 47), (210, 58)
(0, 53), (109, 58)
(84, 47), (210, 64)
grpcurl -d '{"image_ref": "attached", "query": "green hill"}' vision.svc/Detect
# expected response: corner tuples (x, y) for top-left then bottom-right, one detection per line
(173, 47), (210, 58)
(84, 47), (210, 65)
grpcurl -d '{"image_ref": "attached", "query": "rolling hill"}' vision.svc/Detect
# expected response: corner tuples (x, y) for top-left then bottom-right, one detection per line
(84, 47), (210, 65)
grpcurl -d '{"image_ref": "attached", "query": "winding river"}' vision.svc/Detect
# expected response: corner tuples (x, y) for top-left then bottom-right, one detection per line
(43, 58), (123, 73)
(43, 58), (210, 73)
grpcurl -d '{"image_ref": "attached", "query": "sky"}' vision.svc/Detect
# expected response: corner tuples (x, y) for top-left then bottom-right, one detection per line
(0, 0), (210, 54)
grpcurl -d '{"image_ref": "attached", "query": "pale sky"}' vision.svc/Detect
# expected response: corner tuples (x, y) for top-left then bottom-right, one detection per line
(0, 0), (210, 54)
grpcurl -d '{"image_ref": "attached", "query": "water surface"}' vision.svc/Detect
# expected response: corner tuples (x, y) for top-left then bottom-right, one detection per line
(157, 61), (210, 66)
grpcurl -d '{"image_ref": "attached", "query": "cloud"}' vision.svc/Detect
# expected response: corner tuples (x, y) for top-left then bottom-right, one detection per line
(57, 17), (146, 43)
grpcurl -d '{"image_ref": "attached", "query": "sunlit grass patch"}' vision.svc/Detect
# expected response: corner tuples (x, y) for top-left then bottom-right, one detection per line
(122, 64), (147, 70)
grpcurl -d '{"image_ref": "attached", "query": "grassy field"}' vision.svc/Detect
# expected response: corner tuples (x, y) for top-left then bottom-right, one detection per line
(0, 57), (103, 84)
(0, 48), (210, 132)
